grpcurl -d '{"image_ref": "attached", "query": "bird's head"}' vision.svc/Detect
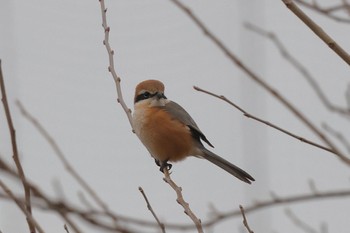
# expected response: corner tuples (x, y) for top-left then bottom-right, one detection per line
(134, 80), (168, 107)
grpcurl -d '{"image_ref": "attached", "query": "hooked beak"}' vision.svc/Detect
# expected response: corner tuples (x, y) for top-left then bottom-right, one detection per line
(156, 92), (167, 100)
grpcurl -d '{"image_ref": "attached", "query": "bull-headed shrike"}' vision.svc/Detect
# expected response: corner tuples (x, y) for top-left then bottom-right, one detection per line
(132, 80), (254, 184)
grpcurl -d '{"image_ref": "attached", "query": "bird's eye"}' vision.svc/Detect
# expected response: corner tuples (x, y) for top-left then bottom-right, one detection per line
(142, 92), (151, 98)
(134, 91), (154, 103)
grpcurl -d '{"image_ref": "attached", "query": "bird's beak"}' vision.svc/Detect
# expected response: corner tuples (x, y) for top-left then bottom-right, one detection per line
(156, 92), (167, 100)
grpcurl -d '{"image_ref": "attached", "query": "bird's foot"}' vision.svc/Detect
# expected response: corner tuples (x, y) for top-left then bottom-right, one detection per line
(154, 159), (161, 167)
(159, 160), (172, 173)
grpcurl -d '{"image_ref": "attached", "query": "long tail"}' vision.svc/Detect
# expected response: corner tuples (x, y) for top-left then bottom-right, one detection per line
(201, 148), (255, 184)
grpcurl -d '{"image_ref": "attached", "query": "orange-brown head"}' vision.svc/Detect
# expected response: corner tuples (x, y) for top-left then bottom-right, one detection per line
(134, 80), (167, 105)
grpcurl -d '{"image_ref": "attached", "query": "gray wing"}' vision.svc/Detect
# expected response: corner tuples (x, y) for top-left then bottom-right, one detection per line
(160, 101), (214, 148)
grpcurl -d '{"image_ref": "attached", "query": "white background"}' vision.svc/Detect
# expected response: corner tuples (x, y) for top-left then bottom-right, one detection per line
(1, 1), (349, 232)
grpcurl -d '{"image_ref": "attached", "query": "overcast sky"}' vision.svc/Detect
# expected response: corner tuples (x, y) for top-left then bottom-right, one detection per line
(1, 1), (349, 233)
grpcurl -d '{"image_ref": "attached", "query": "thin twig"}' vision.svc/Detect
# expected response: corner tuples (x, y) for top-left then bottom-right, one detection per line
(322, 123), (350, 153)
(16, 100), (120, 226)
(138, 187), (166, 233)
(0, 157), (84, 233)
(199, 188), (350, 230)
(98, 0), (134, 131)
(0, 157), (148, 232)
(163, 169), (204, 233)
(281, 0), (350, 66)
(169, 0), (349, 165)
(64, 224), (70, 233)
(244, 22), (350, 117)
(0, 60), (36, 233)
(285, 208), (318, 233)
(239, 205), (254, 233)
(193, 86), (338, 156)
(1, 165), (349, 232)
(294, 0), (350, 23)
(0, 179), (45, 233)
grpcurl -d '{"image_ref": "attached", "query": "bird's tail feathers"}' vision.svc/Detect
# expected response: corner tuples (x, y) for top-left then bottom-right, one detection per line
(201, 148), (255, 184)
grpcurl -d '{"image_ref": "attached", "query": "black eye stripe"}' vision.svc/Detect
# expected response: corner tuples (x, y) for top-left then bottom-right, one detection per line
(134, 92), (167, 103)
(134, 92), (156, 103)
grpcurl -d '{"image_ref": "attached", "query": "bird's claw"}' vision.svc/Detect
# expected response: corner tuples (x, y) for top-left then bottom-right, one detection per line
(159, 161), (172, 173)
(154, 159), (172, 173)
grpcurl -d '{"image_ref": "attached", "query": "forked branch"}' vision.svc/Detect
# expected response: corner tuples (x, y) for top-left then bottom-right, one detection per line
(0, 60), (36, 233)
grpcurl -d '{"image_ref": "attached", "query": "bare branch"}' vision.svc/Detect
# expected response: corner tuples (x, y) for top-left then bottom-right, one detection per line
(1, 165), (349, 232)
(0, 179), (45, 233)
(98, 0), (134, 130)
(138, 187), (166, 233)
(239, 205), (254, 233)
(199, 188), (350, 229)
(346, 84), (350, 109)
(64, 224), (70, 233)
(281, 0), (350, 66)
(169, 0), (349, 165)
(0, 157), (84, 233)
(193, 86), (344, 158)
(294, 0), (350, 23)
(16, 100), (119, 226)
(285, 208), (318, 233)
(244, 22), (350, 117)
(322, 123), (350, 153)
(0, 60), (36, 233)
(163, 169), (203, 233)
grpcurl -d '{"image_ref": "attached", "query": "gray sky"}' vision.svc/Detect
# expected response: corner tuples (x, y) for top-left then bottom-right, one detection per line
(1, 1), (349, 232)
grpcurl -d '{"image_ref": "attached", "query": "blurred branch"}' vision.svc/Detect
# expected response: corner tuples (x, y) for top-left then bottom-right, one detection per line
(138, 187), (166, 233)
(98, 0), (134, 130)
(0, 60), (36, 233)
(0, 179), (45, 233)
(281, 0), (350, 66)
(1, 163), (349, 232)
(285, 208), (318, 233)
(64, 224), (70, 233)
(294, 0), (350, 23)
(322, 123), (350, 153)
(194, 86), (344, 159)
(244, 22), (350, 118)
(199, 188), (350, 229)
(163, 169), (203, 233)
(16, 100), (119, 226)
(346, 84), (350, 109)
(169, 0), (349, 165)
(239, 205), (254, 233)
(0, 157), (131, 233)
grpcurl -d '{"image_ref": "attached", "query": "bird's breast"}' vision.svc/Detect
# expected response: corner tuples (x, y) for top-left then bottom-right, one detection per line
(133, 106), (194, 162)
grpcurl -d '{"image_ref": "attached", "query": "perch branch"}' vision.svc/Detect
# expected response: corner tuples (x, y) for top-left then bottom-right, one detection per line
(163, 169), (203, 233)
(97, 2), (200, 232)
(98, 0), (134, 130)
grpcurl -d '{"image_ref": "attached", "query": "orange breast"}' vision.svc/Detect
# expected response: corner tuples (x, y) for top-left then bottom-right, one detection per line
(141, 107), (193, 162)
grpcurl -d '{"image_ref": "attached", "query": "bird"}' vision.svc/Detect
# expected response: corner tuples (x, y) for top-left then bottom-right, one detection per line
(132, 79), (255, 184)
